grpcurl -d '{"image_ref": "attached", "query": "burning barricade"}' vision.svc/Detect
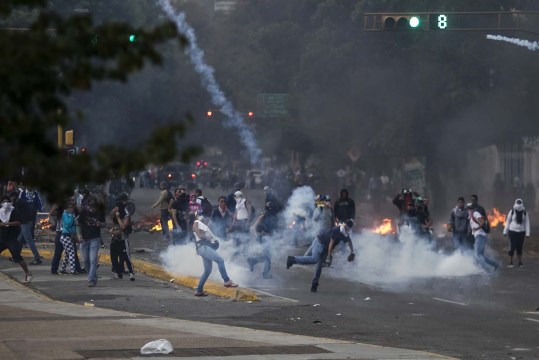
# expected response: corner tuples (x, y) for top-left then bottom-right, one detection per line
(372, 218), (395, 235)
(130, 214), (174, 233)
(487, 208), (506, 229)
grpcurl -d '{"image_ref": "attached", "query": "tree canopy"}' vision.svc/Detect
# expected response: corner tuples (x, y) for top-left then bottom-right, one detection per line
(0, 0), (200, 201)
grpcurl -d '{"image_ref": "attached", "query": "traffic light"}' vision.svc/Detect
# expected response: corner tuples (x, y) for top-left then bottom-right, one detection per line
(129, 34), (136, 43)
(206, 110), (213, 117)
(247, 111), (254, 118)
(382, 15), (422, 30)
(65, 130), (74, 146)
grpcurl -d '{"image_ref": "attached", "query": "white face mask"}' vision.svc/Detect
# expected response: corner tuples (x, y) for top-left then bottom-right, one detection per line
(1, 201), (11, 208)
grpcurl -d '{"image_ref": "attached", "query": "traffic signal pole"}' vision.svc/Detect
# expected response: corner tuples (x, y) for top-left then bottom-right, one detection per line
(364, 11), (539, 35)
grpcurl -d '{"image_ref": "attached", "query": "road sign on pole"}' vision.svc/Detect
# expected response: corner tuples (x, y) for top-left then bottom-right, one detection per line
(256, 93), (290, 118)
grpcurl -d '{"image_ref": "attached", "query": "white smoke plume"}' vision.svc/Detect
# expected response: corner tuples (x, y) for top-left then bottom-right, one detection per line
(159, 186), (487, 294)
(157, 0), (262, 164)
(330, 227), (484, 289)
(282, 186), (316, 231)
(486, 34), (539, 51)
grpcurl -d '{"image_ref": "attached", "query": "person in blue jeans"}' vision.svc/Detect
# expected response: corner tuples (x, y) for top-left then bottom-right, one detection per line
(11, 191), (42, 264)
(78, 196), (105, 287)
(287, 220), (355, 293)
(467, 203), (499, 273)
(192, 210), (238, 297)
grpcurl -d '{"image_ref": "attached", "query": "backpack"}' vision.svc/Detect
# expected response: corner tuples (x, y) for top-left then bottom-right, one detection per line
(482, 218), (491, 234)
(471, 212), (490, 234)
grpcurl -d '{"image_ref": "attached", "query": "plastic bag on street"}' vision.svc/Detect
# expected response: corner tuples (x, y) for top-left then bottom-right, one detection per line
(140, 339), (173, 355)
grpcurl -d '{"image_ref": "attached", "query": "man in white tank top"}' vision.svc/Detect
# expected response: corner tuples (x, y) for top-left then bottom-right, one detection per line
(192, 210), (238, 296)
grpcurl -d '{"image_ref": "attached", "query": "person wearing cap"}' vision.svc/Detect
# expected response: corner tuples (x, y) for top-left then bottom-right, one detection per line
(467, 202), (498, 273)
(193, 210), (238, 296)
(503, 198), (531, 268)
(287, 220), (355, 292)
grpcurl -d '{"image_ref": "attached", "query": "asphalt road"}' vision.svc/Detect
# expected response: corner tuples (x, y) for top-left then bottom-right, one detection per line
(7, 186), (539, 360)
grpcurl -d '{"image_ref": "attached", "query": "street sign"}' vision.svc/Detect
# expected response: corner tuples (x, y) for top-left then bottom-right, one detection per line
(257, 93), (290, 118)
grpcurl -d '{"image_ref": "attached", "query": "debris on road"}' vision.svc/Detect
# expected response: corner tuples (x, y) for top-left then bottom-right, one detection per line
(140, 339), (173, 355)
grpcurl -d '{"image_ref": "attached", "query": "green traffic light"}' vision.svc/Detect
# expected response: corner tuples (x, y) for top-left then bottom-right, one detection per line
(129, 34), (136, 42)
(409, 16), (420, 28)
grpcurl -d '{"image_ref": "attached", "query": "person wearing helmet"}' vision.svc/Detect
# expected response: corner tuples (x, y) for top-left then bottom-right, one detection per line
(193, 210), (238, 296)
(287, 220), (355, 293)
(312, 194), (334, 235)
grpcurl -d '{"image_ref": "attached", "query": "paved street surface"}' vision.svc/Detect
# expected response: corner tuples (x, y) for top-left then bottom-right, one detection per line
(0, 269), (452, 360)
(1, 187), (539, 359)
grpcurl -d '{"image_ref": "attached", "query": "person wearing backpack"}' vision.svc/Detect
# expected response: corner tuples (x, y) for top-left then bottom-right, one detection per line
(503, 198), (530, 268)
(151, 182), (173, 242)
(467, 202), (499, 273)
(448, 197), (470, 251)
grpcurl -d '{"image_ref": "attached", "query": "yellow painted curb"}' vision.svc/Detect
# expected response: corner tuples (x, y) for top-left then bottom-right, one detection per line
(2, 247), (258, 301)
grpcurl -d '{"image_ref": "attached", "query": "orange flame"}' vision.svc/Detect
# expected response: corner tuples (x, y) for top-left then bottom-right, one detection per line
(373, 218), (394, 234)
(37, 218), (53, 230)
(150, 219), (174, 233)
(487, 208), (506, 228)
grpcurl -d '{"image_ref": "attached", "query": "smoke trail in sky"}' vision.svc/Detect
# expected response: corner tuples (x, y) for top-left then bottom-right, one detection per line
(157, 0), (262, 164)
(486, 34), (539, 51)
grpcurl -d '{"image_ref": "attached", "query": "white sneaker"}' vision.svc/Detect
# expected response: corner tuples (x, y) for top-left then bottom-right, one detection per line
(24, 273), (33, 283)
(129, 273), (135, 281)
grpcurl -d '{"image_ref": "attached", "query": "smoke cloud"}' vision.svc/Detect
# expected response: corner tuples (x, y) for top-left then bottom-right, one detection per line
(157, 0), (262, 164)
(486, 34), (539, 51)
(159, 186), (487, 295)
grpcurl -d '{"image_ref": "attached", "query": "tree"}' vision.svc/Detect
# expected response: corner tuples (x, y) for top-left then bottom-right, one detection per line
(0, 0), (200, 202)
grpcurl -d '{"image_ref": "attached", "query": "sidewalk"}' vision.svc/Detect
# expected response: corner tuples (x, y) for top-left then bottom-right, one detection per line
(0, 271), (456, 360)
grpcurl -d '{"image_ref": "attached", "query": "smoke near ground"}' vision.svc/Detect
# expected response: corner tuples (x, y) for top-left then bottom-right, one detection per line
(159, 186), (487, 293)
(157, 0), (262, 165)
(486, 34), (539, 51)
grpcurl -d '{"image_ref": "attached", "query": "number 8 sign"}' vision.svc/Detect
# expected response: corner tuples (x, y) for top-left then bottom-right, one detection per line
(438, 14), (447, 29)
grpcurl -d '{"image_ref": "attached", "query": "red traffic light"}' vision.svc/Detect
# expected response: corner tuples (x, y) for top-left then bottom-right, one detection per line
(248, 111), (254, 118)
(196, 161), (201, 167)
(191, 173), (197, 179)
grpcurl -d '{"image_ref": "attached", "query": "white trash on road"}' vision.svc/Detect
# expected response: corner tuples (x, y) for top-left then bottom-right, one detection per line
(140, 339), (173, 355)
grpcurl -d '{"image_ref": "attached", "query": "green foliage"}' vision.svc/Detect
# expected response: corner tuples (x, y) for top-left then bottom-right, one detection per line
(0, 0), (200, 202)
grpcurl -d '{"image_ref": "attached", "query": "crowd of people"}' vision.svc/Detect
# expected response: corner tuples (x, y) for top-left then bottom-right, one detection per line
(0, 176), (534, 294)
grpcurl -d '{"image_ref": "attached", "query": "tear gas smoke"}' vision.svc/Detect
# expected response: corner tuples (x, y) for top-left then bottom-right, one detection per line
(331, 227), (484, 289)
(159, 187), (487, 293)
(486, 34), (539, 51)
(282, 186), (316, 233)
(158, 0), (262, 164)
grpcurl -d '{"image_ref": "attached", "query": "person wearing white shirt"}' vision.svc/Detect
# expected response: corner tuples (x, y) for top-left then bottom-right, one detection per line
(503, 198), (531, 268)
(467, 203), (499, 273)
